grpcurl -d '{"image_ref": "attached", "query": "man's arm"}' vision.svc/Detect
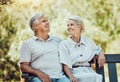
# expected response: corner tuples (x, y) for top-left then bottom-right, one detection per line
(20, 62), (51, 82)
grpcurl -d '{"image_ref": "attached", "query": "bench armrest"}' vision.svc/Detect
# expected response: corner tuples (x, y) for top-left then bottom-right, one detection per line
(21, 73), (29, 78)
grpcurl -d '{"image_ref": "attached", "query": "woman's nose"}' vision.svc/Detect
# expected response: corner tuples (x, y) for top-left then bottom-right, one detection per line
(46, 21), (49, 24)
(67, 27), (72, 31)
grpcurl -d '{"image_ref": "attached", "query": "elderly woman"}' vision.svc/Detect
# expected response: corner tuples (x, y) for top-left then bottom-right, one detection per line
(59, 16), (106, 82)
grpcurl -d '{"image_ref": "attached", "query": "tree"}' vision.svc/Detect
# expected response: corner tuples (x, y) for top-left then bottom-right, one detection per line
(0, 4), (19, 81)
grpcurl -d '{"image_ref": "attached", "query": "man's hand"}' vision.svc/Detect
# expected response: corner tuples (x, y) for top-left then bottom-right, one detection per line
(20, 62), (51, 82)
(37, 71), (51, 82)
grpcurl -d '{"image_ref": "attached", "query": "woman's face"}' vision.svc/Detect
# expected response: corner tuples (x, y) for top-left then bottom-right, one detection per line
(67, 20), (81, 36)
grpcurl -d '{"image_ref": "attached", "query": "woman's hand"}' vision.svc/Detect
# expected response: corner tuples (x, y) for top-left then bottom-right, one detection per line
(69, 76), (79, 82)
(98, 52), (106, 68)
(94, 52), (106, 68)
(63, 64), (79, 82)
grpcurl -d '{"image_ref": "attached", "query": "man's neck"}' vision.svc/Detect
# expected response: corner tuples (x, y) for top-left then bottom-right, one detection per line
(35, 33), (49, 41)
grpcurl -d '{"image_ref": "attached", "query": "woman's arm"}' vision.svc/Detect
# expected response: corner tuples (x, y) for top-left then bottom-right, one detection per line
(63, 64), (79, 82)
(97, 52), (106, 68)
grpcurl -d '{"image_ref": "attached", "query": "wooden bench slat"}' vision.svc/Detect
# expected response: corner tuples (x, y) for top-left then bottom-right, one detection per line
(108, 63), (118, 82)
(105, 54), (120, 63)
(96, 66), (105, 82)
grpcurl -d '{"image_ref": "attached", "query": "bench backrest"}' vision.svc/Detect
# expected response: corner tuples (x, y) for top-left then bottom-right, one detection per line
(96, 54), (120, 82)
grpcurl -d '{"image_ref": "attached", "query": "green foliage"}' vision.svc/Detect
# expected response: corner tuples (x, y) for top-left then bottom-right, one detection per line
(0, 4), (19, 81)
(0, 0), (120, 81)
(0, 0), (13, 5)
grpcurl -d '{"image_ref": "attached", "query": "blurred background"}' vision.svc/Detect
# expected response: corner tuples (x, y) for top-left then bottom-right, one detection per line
(0, 0), (120, 82)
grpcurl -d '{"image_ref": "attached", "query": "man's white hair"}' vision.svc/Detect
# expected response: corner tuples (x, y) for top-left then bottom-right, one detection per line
(29, 13), (44, 30)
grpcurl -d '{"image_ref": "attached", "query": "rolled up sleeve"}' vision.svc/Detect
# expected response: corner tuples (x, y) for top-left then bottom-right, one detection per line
(59, 42), (72, 69)
(20, 42), (31, 63)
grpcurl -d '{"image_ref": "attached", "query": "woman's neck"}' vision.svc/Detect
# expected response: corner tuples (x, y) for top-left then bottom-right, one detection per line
(71, 34), (81, 43)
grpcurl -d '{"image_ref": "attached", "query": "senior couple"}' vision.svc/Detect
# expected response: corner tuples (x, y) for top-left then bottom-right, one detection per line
(20, 13), (106, 82)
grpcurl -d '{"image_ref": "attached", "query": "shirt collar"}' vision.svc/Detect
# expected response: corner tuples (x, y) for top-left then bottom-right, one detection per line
(80, 37), (86, 45)
(67, 36), (86, 47)
(33, 35), (54, 41)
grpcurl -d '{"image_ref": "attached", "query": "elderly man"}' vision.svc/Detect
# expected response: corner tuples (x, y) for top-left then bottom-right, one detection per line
(20, 14), (70, 82)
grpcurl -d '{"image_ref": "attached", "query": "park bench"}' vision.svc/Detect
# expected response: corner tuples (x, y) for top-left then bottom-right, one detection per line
(96, 54), (120, 82)
(21, 54), (120, 82)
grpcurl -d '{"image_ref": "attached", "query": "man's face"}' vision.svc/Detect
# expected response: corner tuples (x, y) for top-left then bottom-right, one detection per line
(36, 16), (50, 33)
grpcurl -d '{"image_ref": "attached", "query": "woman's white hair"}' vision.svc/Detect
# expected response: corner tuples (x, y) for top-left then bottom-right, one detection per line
(29, 13), (44, 30)
(67, 15), (85, 31)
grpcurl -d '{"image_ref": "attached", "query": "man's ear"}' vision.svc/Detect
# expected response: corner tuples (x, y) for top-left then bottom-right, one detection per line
(33, 24), (39, 30)
(35, 26), (38, 30)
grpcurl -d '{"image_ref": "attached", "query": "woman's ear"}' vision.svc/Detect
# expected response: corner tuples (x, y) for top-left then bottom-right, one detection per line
(79, 25), (84, 33)
(79, 25), (82, 30)
(81, 26), (83, 30)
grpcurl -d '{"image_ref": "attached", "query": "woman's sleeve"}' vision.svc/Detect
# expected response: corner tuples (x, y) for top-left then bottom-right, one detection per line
(90, 39), (102, 56)
(59, 42), (72, 69)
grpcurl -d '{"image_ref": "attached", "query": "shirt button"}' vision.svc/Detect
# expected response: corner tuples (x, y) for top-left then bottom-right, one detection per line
(78, 62), (81, 63)
(80, 54), (83, 57)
